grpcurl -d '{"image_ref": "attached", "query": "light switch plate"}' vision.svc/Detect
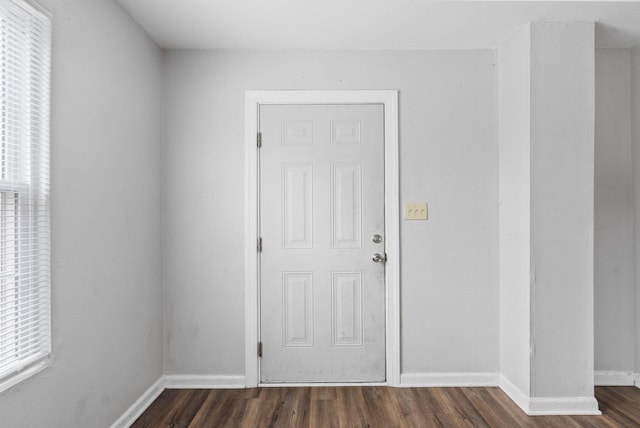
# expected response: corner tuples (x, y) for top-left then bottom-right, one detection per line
(404, 202), (428, 220)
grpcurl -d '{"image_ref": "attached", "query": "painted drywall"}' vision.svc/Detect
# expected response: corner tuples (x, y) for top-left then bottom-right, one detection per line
(530, 21), (595, 398)
(498, 24), (532, 396)
(119, 0), (640, 50)
(0, 1), (164, 427)
(633, 45), (640, 378)
(594, 48), (635, 374)
(163, 50), (499, 377)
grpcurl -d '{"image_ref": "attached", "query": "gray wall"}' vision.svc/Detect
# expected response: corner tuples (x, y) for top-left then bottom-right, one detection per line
(498, 24), (532, 396)
(499, 22), (599, 403)
(633, 46), (640, 377)
(594, 48), (635, 375)
(163, 50), (500, 377)
(529, 21), (595, 398)
(0, 1), (164, 427)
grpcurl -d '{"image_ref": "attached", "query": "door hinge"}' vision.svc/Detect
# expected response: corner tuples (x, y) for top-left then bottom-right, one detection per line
(257, 237), (262, 252)
(258, 341), (263, 358)
(257, 132), (262, 148)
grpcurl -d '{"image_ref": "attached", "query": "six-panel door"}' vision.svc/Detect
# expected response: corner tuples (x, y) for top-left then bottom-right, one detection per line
(259, 104), (385, 383)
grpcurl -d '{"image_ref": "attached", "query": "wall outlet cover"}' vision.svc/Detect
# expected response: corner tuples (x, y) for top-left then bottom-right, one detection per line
(404, 202), (428, 220)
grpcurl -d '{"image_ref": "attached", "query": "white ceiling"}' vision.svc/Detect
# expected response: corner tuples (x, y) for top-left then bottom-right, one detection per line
(118, 0), (640, 50)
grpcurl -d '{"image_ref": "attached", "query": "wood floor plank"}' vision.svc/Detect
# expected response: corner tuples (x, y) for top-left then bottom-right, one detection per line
(388, 387), (440, 427)
(309, 399), (339, 427)
(310, 386), (336, 401)
(369, 386), (405, 427)
(132, 389), (209, 428)
(444, 387), (491, 427)
(266, 388), (289, 428)
(358, 387), (391, 427)
(464, 387), (522, 427)
(248, 388), (283, 428)
(224, 397), (258, 426)
(188, 389), (235, 426)
(423, 387), (466, 426)
(289, 387), (311, 427)
(335, 386), (368, 427)
(485, 386), (540, 427)
(132, 386), (640, 427)
(130, 389), (182, 428)
(595, 386), (640, 427)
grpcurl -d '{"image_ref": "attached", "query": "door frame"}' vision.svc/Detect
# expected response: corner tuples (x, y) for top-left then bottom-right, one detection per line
(244, 90), (400, 387)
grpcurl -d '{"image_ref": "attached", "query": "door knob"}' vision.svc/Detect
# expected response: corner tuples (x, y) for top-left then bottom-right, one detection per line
(372, 253), (386, 263)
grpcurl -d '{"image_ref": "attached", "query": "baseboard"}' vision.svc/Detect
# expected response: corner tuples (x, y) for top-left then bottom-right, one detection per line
(499, 374), (601, 416)
(113, 371), (607, 425)
(111, 375), (247, 427)
(499, 374), (531, 414)
(594, 370), (635, 386)
(164, 374), (246, 389)
(110, 376), (165, 428)
(635, 373), (640, 389)
(400, 372), (499, 387)
(528, 396), (601, 415)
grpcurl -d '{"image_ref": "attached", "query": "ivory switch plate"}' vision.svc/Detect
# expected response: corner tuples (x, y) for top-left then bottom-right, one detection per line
(404, 202), (428, 220)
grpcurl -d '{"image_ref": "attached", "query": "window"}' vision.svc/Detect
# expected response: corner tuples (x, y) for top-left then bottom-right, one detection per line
(0, 0), (51, 392)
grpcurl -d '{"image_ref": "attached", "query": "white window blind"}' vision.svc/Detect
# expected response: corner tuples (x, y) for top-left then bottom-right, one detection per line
(0, 0), (51, 391)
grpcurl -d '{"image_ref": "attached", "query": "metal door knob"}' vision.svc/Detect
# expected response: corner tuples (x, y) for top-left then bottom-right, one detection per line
(372, 253), (386, 263)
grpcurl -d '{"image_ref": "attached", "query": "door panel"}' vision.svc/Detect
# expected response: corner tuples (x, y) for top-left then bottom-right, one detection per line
(282, 164), (313, 249)
(331, 163), (362, 249)
(332, 272), (363, 347)
(259, 104), (385, 383)
(282, 272), (314, 347)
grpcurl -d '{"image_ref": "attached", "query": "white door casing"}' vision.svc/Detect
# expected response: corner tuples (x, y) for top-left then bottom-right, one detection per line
(244, 90), (399, 387)
(259, 104), (385, 382)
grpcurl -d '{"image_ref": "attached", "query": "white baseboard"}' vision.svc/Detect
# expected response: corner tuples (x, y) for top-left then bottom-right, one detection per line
(499, 374), (531, 414)
(260, 382), (387, 387)
(499, 374), (601, 416)
(595, 370), (635, 386)
(635, 373), (640, 389)
(400, 372), (499, 387)
(114, 371), (610, 425)
(164, 374), (246, 389)
(110, 376), (165, 428)
(112, 375), (247, 427)
(528, 396), (601, 416)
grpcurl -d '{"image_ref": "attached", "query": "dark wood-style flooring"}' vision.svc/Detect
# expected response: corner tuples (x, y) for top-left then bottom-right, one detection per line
(132, 386), (640, 427)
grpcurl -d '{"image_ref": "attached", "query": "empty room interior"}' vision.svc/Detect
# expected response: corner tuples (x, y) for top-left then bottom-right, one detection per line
(2, 0), (640, 426)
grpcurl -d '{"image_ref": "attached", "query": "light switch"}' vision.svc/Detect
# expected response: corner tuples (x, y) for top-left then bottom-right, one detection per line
(404, 202), (428, 220)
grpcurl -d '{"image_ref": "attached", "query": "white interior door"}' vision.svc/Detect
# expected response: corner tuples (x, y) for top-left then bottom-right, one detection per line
(259, 104), (386, 383)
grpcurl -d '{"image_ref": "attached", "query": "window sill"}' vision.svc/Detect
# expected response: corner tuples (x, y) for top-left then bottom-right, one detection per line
(0, 358), (50, 394)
